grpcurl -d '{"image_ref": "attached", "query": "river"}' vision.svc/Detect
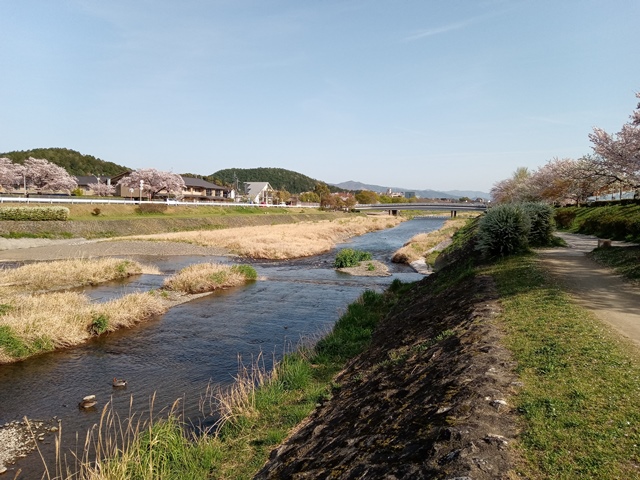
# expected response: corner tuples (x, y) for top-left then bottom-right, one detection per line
(0, 217), (445, 477)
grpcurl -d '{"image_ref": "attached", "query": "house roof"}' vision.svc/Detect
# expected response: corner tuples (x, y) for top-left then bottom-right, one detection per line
(181, 176), (229, 191)
(75, 175), (101, 186)
(244, 182), (272, 197)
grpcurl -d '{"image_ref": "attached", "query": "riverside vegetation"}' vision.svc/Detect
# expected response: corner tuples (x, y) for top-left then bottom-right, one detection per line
(38, 201), (640, 479)
(555, 203), (640, 281)
(0, 259), (257, 364)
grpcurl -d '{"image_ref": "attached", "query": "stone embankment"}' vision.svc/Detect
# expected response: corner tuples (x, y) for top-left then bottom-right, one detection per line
(256, 270), (519, 479)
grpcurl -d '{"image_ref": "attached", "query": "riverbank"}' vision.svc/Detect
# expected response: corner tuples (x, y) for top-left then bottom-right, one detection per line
(51, 218), (640, 479)
(0, 210), (350, 239)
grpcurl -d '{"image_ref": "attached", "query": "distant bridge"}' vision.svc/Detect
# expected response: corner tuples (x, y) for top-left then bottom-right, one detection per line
(356, 202), (487, 217)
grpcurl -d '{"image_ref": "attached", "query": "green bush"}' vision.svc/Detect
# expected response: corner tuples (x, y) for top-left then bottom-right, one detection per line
(231, 264), (258, 280)
(476, 204), (531, 258)
(334, 249), (373, 268)
(522, 202), (555, 246)
(0, 206), (70, 221)
(554, 207), (577, 229)
(90, 314), (109, 335)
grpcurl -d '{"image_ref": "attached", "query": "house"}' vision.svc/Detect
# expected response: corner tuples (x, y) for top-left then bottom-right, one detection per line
(74, 175), (109, 195)
(179, 176), (234, 202)
(244, 182), (274, 204)
(109, 172), (234, 202)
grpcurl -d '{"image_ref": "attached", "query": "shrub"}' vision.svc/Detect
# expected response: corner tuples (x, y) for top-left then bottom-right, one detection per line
(0, 206), (70, 221)
(522, 202), (555, 246)
(554, 208), (577, 229)
(230, 264), (258, 280)
(476, 204), (530, 258)
(334, 249), (373, 268)
(90, 314), (109, 335)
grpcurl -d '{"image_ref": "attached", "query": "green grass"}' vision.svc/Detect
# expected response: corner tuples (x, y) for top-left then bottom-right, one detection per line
(0, 325), (53, 358)
(555, 204), (640, 242)
(0, 231), (74, 239)
(589, 246), (640, 280)
(230, 264), (258, 280)
(333, 248), (373, 268)
(488, 254), (640, 478)
(77, 287), (397, 479)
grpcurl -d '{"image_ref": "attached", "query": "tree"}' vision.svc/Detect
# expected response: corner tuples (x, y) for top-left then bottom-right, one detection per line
(273, 189), (291, 204)
(314, 183), (332, 209)
(117, 169), (186, 199)
(0, 157), (23, 191)
(299, 192), (320, 203)
(490, 167), (533, 204)
(588, 92), (640, 192)
(91, 182), (116, 197)
(23, 157), (77, 194)
(355, 190), (379, 205)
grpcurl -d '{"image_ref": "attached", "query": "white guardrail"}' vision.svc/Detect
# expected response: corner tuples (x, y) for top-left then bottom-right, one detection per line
(0, 196), (319, 208)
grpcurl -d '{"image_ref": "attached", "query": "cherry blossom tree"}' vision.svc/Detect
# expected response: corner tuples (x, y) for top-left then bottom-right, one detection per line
(90, 182), (115, 197)
(490, 167), (534, 204)
(0, 158), (23, 191)
(588, 92), (640, 191)
(116, 168), (186, 199)
(23, 157), (77, 194)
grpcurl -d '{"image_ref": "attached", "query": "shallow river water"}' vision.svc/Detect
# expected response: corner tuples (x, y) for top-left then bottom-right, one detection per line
(0, 217), (446, 477)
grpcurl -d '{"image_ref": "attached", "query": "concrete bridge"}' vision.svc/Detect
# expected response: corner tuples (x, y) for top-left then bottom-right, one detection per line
(355, 202), (488, 217)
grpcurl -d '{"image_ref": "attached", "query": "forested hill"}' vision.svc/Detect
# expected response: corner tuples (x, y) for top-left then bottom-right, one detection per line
(0, 148), (129, 177)
(212, 167), (344, 194)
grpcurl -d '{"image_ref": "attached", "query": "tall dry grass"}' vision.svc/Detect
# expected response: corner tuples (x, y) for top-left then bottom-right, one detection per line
(0, 258), (158, 293)
(163, 263), (254, 294)
(125, 215), (404, 259)
(0, 291), (168, 363)
(392, 218), (467, 264)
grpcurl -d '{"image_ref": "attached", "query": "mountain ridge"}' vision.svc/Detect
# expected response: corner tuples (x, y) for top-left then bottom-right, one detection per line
(332, 180), (490, 200)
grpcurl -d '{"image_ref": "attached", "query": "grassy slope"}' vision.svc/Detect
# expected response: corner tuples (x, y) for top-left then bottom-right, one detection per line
(555, 204), (640, 242)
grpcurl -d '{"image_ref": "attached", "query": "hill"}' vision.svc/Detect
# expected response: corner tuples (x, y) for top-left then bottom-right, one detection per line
(0, 148), (129, 177)
(332, 180), (490, 200)
(212, 167), (344, 194)
(333, 180), (455, 199)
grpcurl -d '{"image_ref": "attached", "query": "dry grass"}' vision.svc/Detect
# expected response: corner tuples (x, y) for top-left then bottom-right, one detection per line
(92, 293), (169, 332)
(163, 263), (251, 294)
(0, 258), (158, 293)
(0, 291), (168, 362)
(392, 218), (467, 264)
(124, 215), (404, 259)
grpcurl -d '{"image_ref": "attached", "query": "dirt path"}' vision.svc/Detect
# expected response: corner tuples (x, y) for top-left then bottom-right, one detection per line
(537, 232), (640, 348)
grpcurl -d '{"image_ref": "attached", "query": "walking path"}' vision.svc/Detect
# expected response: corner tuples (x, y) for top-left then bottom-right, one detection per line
(537, 232), (640, 348)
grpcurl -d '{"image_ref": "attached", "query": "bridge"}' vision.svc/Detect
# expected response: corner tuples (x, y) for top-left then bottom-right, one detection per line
(355, 202), (487, 217)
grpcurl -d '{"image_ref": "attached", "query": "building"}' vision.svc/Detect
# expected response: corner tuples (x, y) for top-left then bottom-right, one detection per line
(109, 172), (234, 202)
(244, 182), (274, 204)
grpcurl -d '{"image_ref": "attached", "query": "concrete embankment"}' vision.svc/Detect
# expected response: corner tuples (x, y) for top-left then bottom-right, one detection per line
(0, 212), (350, 239)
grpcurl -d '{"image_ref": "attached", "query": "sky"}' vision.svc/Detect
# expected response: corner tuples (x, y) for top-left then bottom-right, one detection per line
(1, 1), (639, 193)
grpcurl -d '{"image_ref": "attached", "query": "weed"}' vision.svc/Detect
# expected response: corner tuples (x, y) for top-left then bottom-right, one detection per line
(90, 314), (109, 335)
(231, 264), (258, 280)
(366, 262), (375, 271)
(334, 248), (373, 268)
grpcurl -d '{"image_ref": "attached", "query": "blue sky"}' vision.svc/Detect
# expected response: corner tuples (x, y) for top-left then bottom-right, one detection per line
(1, 0), (639, 193)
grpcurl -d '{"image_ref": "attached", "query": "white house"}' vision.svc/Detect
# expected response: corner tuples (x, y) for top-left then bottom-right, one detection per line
(244, 182), (274, 204)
